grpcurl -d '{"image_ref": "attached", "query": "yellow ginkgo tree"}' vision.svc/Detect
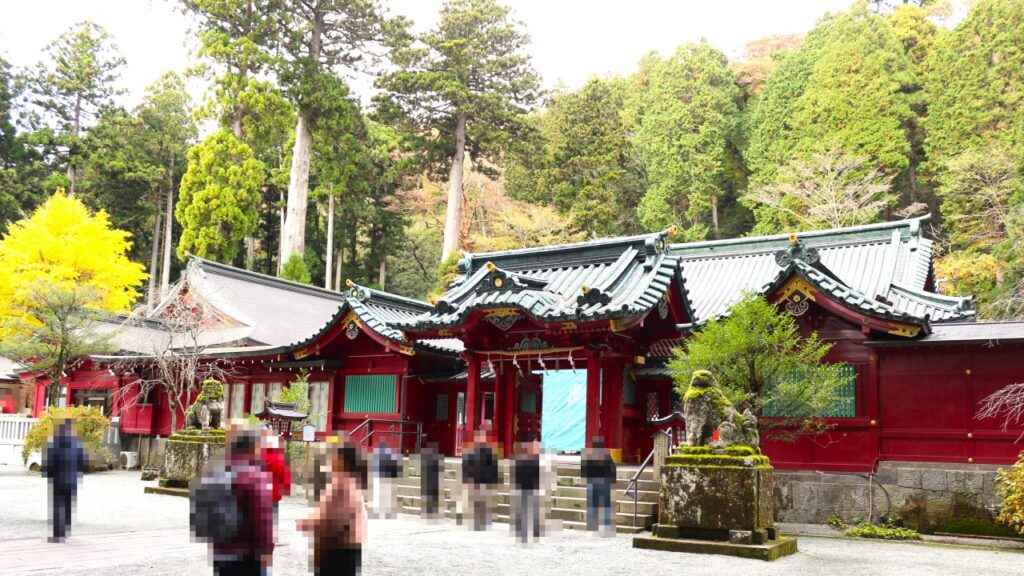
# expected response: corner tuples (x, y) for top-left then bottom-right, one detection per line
(0, 192), (146, 406)
(0, 190), (148, 321)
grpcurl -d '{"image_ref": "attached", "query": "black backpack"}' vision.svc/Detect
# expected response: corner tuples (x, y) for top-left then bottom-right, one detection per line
(190, 466), (243, 544)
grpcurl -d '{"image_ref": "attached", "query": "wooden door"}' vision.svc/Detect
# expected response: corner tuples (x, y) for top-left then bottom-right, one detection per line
(516, 374), (542, 443)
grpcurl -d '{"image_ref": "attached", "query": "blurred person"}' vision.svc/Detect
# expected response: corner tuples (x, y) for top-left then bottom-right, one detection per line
(191, 424), (274, 576)
(260, 426), (291, 543)
(43, 419), (86, 542)
(511, 439), (542, 544)
(461, 428), (499, 531)
(371, 439), (401, 519)
(420, 443), (443, 520)
(582, 437), (616, 537)
(297, 442), (368, 576)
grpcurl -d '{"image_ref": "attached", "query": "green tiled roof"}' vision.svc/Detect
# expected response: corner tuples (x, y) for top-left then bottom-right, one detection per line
(403, 230), (694, 330)
(671, 216), (974, 324)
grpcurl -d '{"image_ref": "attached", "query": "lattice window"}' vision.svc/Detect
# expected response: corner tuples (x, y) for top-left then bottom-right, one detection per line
(436, 393), (449, 422)
(762, 363), (858, 418)
(520, 391), (538, 414)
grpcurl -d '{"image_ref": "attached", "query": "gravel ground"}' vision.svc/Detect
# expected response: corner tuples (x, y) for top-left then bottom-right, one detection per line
(2, 466), (1023, 576)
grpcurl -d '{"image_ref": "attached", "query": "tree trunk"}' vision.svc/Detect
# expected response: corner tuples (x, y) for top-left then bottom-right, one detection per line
(325, 193), (334, 289)
(278, 189), (286, 274)
(230, 102), (244, 140)
(334, 248), (343, 291)
(711, 194), (720, 234)
(245, 237), (256, 270)
(441, 113), (468, 262)
(283, 113), (312, 262)
(378, 258), (386, 289)
(147, 211), (162, 309)
(67, 94), (82, 196)
(282, 10), (323, 265)
(161, 162), (175, 297)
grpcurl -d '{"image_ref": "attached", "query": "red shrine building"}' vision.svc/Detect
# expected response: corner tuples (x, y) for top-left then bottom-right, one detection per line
(17, 216), (1024, 475)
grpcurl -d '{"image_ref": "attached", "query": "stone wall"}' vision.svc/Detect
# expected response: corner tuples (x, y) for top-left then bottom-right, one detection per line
(774, 461), (1007, 535)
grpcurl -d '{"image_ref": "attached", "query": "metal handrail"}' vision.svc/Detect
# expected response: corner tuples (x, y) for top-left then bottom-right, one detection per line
(622, 429), (673, 528)
(348, 417), (425, 451)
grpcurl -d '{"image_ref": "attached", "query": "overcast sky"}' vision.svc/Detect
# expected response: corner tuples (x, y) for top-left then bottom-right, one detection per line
(0, 0), (906, 109)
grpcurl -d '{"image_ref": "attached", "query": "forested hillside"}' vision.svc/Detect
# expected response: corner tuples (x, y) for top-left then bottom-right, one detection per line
(1, 0), (1023, 318)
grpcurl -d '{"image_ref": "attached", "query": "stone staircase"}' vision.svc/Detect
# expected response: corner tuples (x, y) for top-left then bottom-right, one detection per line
(392, 456), (659, 534)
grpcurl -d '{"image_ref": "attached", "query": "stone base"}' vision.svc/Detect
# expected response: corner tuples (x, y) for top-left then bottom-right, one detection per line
(633, 534), (798, 561)
(144, 485), (190, 497)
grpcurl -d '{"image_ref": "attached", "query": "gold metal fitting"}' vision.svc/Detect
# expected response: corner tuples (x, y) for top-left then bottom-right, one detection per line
(345, 278), (354, 287)
(965, 369), (972, 375)
(870, 419), (877, 426)
(581, 285), (590, 294)
(968, 457), (974, 463)
(485, 261), (496, 271)
(788, 233), (798, 244)
(967, 432), (973, 438)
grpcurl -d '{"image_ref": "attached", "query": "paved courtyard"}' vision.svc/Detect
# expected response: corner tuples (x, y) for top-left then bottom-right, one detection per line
(1, 467), (1022, 576)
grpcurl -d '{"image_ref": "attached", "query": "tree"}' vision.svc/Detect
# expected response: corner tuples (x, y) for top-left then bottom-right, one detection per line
(730, 34), (803, 99)
(135, 73), (197, 300)
(280, 253), (312, 284)
(378, 0), (541, 261)
(180, 0), (280, 140)
(0, 283), (112, 407)
(923, 0), (1024, 177)
(0, 191), (147, 324)
(175, 130), (264, 263)
(21, 405), (111, 465)
(744, 149), (898, 232)
(276, 0), (391, 264)
(0, 56), (47, 231)
(23, 21), (126, 195)
(634, 41), (741, 238)
(745, 5), (916, 204)
(504, 77), (646, 237)
(936, 146), (1023, 254)
(668, 292), (846, 442)
(111, 282), (237, 433)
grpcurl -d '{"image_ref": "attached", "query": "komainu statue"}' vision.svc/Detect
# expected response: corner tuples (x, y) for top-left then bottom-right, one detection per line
(683, 370), (759, 448)
(186, 379), (225, 430)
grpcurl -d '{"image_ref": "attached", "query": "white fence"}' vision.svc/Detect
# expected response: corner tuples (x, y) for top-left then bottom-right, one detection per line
(0, 414), (38, 466)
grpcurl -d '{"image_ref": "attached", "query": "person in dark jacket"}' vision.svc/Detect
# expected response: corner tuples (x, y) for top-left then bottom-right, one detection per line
(582, 437), (616, 537)
(44, 419), (86, 542)
(511, 440), (543, 544)
(461, 429), (499, 531)
(419, 443), (443, 521)
(211, 427), (275, 576)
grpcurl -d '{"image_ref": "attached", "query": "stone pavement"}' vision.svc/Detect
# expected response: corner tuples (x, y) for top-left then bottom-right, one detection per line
(2, 466), (1023, 575)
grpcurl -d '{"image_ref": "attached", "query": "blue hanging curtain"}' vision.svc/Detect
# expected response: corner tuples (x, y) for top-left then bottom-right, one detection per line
(539, 369), (587, 453)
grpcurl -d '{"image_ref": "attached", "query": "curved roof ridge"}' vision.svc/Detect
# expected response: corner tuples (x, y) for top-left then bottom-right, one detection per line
(671, 215), (930, 254)
(191, 256), (349, 303)
(462, 228), (673, 271)
(342, 280), (433, 313)
(889, 281), (975, 310)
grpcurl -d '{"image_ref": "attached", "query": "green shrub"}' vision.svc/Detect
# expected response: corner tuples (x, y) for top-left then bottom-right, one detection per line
(280, 253), (311, 284)
(995, 451), (1024, 535)
(844, 521), (921, 540)
(827, 514), (847, 529)
(22, 405), (111, 466)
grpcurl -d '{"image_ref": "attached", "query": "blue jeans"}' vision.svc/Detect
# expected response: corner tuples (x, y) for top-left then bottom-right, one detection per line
(586, 481), (612, 531)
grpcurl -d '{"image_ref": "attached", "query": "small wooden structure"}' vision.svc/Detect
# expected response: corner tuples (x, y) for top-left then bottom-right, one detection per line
(256, 402), (307, 438)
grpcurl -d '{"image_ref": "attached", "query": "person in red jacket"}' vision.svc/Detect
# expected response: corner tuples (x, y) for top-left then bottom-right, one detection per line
(260, 426), (291, 542)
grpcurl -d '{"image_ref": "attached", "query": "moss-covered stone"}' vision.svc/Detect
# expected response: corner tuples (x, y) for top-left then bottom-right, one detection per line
(158, 436), (224, 489)
(633, 534), (798, 561)
(659, 461), (775, 532)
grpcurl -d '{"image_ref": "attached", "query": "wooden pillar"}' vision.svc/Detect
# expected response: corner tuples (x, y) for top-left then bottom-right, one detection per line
(585, 349), (602, 448)
(500, 361), (515, 458)
(602, 359), (624, 463)
(465, 352), (480, 446)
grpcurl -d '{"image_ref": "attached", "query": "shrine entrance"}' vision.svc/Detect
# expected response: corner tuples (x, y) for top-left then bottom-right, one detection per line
(515, 373), (542, 443)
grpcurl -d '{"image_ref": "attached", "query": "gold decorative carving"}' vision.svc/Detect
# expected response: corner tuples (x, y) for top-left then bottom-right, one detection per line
(886, 323), (920, 338)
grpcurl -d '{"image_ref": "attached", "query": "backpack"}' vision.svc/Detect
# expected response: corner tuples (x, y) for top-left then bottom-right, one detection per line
(190, 466), (243, 544)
